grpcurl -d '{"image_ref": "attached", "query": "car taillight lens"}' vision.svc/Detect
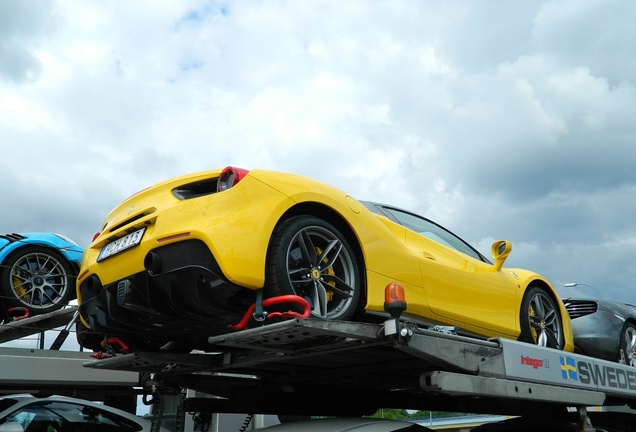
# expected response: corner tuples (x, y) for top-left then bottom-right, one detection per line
(217, 166), (250, 192)
(92, 232), (101, 242)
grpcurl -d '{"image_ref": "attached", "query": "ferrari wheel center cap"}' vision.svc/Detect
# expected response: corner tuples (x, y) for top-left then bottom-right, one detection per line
(311, 269), (321, 280)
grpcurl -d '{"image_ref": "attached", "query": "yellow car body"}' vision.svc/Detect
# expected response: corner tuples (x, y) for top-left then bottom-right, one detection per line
(76, 167), (574, 352)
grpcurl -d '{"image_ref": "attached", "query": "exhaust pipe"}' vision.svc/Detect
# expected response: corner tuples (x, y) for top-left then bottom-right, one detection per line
(144, 251), (163, 275)
(85, 275), (102, 293)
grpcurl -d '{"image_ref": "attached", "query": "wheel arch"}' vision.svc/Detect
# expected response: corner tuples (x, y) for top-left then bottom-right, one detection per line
(273, 201), (368, 307)
(523, 278), (574, 352)
(525, 279), (555, 298)
(524, 279), (564, 316)
(3, 243), (81, 278)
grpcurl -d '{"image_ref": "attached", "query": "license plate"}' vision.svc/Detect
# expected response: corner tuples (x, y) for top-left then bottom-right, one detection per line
(97, 228), (146, 262)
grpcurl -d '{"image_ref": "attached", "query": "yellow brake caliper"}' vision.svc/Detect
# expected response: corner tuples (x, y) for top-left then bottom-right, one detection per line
(12, 269), (28, 301)
(529, 304), (538, 342)
(316, 247), (335, 303)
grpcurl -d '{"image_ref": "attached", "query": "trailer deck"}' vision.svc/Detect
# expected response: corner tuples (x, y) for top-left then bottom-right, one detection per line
(83, 317), (636, 419)
(4, 306), (636, 431)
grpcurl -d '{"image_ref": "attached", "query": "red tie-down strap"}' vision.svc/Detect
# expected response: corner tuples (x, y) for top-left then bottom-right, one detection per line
(229, 295), (311, 330)
(101, 337), (131, 354)
(90, 351), (112, 359)
(6, 307), (30, 321)
(89, 337), (132, 358)
(89, 337), (131, 358)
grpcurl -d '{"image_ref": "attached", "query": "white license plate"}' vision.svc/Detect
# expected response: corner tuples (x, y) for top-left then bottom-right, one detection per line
(97, 228), (146, 262)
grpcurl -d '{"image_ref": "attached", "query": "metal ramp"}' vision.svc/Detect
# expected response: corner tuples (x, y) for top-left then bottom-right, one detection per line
(0, 306), (142, 404)
(0, 306), (78, 346)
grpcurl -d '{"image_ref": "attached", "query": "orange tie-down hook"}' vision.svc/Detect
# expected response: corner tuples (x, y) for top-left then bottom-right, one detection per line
(229, 294), (311, 330)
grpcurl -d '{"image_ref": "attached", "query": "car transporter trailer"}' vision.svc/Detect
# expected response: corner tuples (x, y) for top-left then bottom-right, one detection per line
(4, 295), (636, 431)
(83, 308), (636, 432)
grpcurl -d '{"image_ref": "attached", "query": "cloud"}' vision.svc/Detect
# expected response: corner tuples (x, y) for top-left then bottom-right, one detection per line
(0, 1), (53, 82)
(1, 0), (635, 306)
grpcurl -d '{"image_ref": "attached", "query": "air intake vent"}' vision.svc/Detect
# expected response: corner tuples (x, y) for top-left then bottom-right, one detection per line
(564, 299), (598, 319)
(173, 178), (218, 200)
(0, 233), (27, 243)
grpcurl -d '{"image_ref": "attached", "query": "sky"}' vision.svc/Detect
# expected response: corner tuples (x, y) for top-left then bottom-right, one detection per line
(1, 0), (636, 307)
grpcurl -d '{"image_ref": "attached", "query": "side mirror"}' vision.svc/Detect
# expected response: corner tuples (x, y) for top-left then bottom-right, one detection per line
(491, 240), (512, 271)
(0, 423), (25, 432)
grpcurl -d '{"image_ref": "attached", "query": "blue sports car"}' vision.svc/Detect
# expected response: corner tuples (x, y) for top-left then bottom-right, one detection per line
(0, 233), (84, 318)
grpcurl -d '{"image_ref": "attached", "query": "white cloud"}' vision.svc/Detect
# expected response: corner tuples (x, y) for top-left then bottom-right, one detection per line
(2, 0), (636, 304)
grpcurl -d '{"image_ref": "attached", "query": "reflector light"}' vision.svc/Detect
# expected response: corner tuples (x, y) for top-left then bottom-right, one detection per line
(384, 282), (407, 318)
(92, 232), (100, 242)
(217, 166), (250, 192)
(156, 232), (191, 243)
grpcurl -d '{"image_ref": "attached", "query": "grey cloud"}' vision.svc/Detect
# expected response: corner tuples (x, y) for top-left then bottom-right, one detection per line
(0, 1), (53, 83)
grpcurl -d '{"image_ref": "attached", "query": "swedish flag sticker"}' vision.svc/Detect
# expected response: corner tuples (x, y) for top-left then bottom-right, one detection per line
(560, 356), (578, 381)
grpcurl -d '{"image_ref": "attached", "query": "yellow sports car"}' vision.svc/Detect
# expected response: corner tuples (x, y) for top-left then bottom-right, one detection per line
(76, 167), (574, 353)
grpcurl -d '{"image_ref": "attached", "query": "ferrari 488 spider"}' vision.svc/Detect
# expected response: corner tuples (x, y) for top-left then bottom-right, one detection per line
(76, 167), (573, 352)
(0, 233), (83, 317)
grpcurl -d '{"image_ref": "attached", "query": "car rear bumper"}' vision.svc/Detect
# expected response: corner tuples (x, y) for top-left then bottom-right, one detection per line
(78, 239), (255, 346)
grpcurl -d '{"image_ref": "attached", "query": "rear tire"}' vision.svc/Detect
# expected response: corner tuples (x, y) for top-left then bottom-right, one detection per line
(265, 215), (361, 321)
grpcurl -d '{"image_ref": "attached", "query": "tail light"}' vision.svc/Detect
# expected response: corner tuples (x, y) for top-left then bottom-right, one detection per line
(217, 167), (250, 192)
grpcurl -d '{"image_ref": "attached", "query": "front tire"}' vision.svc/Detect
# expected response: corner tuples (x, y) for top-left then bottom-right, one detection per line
(0, 246), (75, 315)
(617, 322), (636, 366)
(265, 215), (361, 321)
(519, 286), (565, 349)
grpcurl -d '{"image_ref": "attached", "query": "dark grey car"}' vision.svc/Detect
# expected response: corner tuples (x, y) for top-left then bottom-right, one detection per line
(562, 295), (636, 366)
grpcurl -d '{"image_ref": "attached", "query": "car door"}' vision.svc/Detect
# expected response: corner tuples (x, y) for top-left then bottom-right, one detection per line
(377, 205), (518, 337)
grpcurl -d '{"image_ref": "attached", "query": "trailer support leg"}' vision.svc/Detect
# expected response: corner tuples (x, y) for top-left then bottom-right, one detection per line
(577, 406), (596, 432)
